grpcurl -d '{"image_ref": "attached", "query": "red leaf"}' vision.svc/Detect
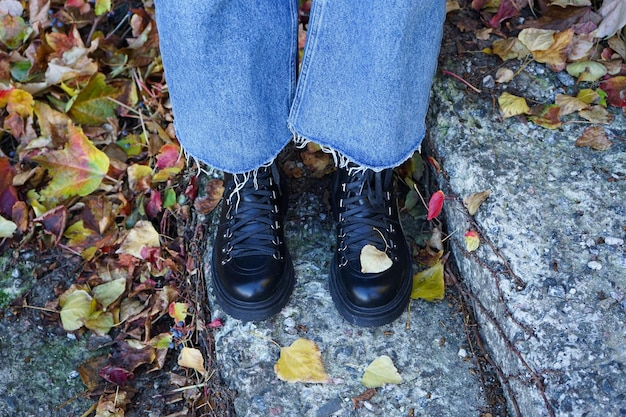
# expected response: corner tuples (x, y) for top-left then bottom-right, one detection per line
(99, 365), (134, 386)
(488, 0), (528, 28)
(33, 206), (68, 245)
(156, 144), (183, 170)
(427, 191), (445, 221)
(599, 76), (626, 107)
(145, 189), (162, 219)
(0, 157), (18, 217)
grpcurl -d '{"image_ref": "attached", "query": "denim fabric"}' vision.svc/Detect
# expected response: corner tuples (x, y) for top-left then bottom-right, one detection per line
(154, 1), (444, 173)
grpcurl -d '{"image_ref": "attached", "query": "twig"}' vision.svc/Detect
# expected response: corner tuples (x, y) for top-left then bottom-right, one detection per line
(441, 69), (482, 93)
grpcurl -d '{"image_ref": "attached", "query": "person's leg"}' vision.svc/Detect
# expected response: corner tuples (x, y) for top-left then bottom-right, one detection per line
(154, 1), (299, 320)
(290, 0), (445, 326)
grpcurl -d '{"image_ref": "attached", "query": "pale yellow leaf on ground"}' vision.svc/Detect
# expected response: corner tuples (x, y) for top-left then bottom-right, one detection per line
(498, 92), (530, 118)
(578, 105), (614, 124)
(566, 61), (607, 82)
(361, 355), (403, 388)
(178, 347), (205, 374)
(495, 67), (515, 84)
(465, 230), (481, 252)
(0, 215), (17, 238)
(92, 278), (127, 309)
(463, 189), (492, 216)
(116, 220), (160, 259)
(554, 94), (589, 116)
(84, 310), (114, 336)
(274, 338), (329, 383)
(518, 28), (556, 51)
(360, 244), (392, 274)
(60, 289), (93, 331)
(492, 38), (530, 61)
(411, 261), (445, 301)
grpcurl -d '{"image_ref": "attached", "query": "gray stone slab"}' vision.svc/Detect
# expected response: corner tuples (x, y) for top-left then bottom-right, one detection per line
(203, 191), (488, 417)
(428, 56), (626, 417)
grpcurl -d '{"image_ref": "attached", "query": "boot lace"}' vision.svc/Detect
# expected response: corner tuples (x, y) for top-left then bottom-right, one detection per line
(221, 166), (282, 262)
(337, 168), (397, 267)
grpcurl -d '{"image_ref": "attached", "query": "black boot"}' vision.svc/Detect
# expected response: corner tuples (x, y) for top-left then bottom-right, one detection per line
(330, 166), (412, 326)
(211, 164), (295, 321)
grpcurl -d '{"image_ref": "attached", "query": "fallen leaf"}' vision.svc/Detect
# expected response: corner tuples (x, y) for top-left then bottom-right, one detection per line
(566, 61), (607, 82)
(352, 388), (377, 409)
(68, 73), (118, 125)
(495, 67), (515, 83)
(427, 190), (445, 220)
(95, 389), (131, 416)
(595, 0), (626, 38)
(578, 105), (614, 124)
(555, 94), (589, 115)
(155, 143), (184, 170)
(360, 244), (392, 274)
(599, 76), (626, 107)
(492, 38), (530, 60)
(0, 215), (17, 238)
(60, 289), (93, 332)
(463, 190), (492, 215)
(465, 230), (481, 252)
(168, 302), (188, 325)
(0, 156), (18, 217)
(84, 310), (114, 336)
(178, 347), (205, 374)
(0, 14), (29, 50)
(32, 123), (110, 201)
(533, 28), (575, 71)
(576, 88), (601, 105)
(518, 28), (557, 51)
(575, 126), (612, 150)
(193, 179), (224, 215)
(99, 365), (134, 386)
(0, 87), (33, 117)
(274, 338), (329, 383)
(33, 205), (68, 245)
(498, 92), (530, 118)
(411, 261), (445, 301)
(116, 220), (160, 259)
(92, 278), (127, 310)
(361, 355), (403, 388)
(529, 105), (562, 129)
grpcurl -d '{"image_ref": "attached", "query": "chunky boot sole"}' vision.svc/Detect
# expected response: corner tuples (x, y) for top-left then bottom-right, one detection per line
(329, 246), (412, 327)
(211, 249), (295, 322)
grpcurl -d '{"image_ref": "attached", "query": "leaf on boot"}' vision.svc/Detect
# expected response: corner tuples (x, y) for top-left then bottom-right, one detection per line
(360, 244), (392, 274)
(361, 355), (403, 388)
(274, 338), (329, 383)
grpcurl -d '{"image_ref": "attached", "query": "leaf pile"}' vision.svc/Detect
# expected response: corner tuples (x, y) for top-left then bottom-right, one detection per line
(0, 1), (219, 415)
(447, 0), (626, 144)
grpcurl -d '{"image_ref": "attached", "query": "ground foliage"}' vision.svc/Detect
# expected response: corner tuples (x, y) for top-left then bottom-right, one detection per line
(0, 0), (625, 415)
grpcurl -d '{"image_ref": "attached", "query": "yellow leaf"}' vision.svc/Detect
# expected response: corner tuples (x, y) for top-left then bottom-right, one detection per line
(517, 28), (557, 51)
(127, 164), (152, 192)
(361, 355), (403, 388)
(411, 261), (445, 301)
(168, 302), (188, 324)
(498, 92), (529, 119)
(532, 29), (574, 71)
(0, 215), (17, 238)
(178, 347), (205, 374)
(360, 244), (392, 274)
(576, 88), (600, 104)
(3, 88), (34, 117)
(84, 310), (114, 336)
(60, 289), (93, 331)
(492, 38), (530, 61)
(464, 230), (481, 252)
(92, 278), (127, 309)
(33, 123), (110, 201)
(274, 338), (329, 383)
(463, 189), (492, 216)
(116, 220), (160, 259)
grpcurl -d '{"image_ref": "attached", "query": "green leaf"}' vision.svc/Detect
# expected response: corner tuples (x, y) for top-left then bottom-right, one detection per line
(84, 310), (114, 336)
(94, 0), (112, 16)
(60, 290), (93, 332)
(68, 73), (118, 125)
(0, 215), (17, 238)
(566, 61), (607, 82)
(92, 278), (127, 309)
(10, 60), (32, 82)
(163, 188), (177, 209)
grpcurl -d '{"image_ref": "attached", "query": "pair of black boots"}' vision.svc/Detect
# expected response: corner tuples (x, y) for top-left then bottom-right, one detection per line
(211, 163), (412, 327)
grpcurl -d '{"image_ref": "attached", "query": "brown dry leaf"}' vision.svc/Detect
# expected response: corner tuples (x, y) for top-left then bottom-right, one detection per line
(95, 389), (132, 417)
(463, 189), (492, 215)
(274, 338), (329, 383)
(193, 178), (224, 215)
(555, 94), (589, 115)
(360, 244), (392, 274)
(361, 355), (403, 388)
(492, 38), (530, 60)
(608, 35), (626, 60)
(575, 126), (612, 151)
(578, 105), (614, 124)
(498, 92), (530, 118)
(352, 388), (377, 409)
(116, 220), (160, 259)
(532, 28), (575, 71)
(300, 150), (332, 178)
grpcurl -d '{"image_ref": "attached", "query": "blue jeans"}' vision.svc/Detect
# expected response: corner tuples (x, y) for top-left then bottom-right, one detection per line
(154, 0), (445, 174)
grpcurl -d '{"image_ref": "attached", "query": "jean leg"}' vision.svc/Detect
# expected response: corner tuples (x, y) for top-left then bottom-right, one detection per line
(154, 1), (298, 173)
(288, 0), (445, 170)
